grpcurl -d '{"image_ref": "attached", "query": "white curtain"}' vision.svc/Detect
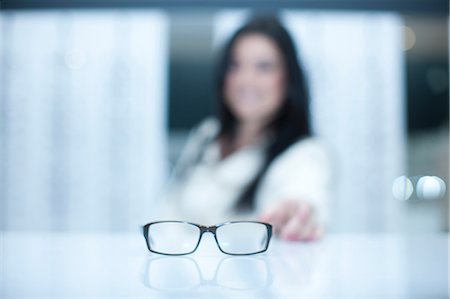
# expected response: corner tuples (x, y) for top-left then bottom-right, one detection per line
(213, 10), (406, 232)
(0, 11), (169, 231)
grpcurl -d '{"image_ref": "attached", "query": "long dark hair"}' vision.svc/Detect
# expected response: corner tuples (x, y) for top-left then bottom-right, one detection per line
(215, 15), (312, 210)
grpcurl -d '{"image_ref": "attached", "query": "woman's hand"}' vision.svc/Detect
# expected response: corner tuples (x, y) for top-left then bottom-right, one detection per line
(259, 200), (324, 241)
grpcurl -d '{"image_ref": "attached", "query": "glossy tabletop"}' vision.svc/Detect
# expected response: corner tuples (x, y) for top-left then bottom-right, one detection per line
(1, 231), (448, 298)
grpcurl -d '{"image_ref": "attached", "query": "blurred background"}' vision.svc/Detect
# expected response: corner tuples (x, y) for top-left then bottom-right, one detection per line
(0, 0), (448, 233)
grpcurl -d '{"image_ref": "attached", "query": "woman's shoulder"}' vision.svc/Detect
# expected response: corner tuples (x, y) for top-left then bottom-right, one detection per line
(182, 116), (220, 151)
(171, 117), (220, 179)
(192, 116), (220, 139)
(179, 116), (220, 162)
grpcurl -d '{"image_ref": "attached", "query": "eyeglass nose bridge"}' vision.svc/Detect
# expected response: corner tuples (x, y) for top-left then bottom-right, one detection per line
(199, 225), (217, 234)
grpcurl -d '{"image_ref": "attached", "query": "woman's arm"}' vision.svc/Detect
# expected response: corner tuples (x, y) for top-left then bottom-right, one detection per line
(256, 138), (334, 241)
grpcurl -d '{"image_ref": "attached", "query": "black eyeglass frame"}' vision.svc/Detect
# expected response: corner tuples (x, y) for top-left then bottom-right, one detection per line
(142, 220), (273, 256)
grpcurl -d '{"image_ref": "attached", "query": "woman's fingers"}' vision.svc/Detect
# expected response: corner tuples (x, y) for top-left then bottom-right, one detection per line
(296, 201), (313, 223)
(260, 200), (322, 241)
(259, 201), (293, 234)
(280, 214), (316, 241)
(280, 214), (303, 240)
(309, 226), (325, 241)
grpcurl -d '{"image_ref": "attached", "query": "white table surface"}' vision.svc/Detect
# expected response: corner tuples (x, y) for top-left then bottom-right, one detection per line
(1, 231), (448, 298)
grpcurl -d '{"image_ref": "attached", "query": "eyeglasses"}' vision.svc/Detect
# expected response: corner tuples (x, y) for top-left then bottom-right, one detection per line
(142, 221), (272, 256)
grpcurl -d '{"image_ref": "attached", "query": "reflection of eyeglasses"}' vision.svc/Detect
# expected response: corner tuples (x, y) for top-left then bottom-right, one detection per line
(142, 221), (273, 255)
(141, 256), (273, 291)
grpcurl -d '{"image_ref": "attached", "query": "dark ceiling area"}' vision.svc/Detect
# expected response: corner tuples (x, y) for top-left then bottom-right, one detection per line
(1, 0), (448, 15)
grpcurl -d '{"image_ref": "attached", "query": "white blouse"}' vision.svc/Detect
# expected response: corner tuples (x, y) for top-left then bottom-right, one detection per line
(158, 117), (333, 227)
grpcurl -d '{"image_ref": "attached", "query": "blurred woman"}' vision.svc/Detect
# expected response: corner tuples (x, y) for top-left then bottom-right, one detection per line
(160, 15), (332, 241)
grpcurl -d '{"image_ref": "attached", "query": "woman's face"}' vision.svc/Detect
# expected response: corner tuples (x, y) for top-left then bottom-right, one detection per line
(224, 33), (287, 127)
